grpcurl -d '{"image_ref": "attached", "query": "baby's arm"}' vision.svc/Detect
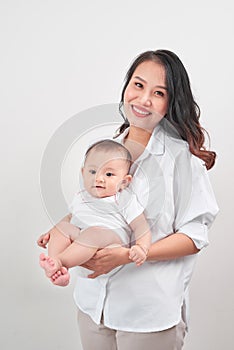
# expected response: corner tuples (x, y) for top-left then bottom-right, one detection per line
(37, 214), (72, 248)
(129, 213), (151, 266)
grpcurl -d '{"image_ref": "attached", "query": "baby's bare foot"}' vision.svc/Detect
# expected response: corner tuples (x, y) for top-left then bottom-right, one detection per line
(50, 267), (70, 286)
(39, 253), (61, 277)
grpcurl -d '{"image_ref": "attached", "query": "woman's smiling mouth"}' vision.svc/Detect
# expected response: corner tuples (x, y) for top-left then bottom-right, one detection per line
(132, 105), (151, 117)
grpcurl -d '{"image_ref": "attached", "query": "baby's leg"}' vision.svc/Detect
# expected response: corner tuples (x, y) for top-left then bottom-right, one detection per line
(56, 226), (122, 268)
(76, 226), (122, 249)
(48, 221), (80, 256)
(39, 222), (81, 277)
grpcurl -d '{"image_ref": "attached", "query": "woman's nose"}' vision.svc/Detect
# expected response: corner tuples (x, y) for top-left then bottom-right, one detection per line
(139, 91), (152, 106)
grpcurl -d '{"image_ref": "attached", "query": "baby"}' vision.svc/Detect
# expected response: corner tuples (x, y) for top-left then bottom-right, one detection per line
(39, 140), (151, 286)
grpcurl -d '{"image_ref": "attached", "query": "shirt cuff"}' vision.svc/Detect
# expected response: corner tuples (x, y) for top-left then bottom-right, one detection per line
(177, 221), (209, 250)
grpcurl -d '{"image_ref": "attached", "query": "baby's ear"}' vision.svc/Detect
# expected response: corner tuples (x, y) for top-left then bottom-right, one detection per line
(119, 174), (132, 190)
(125, 174), (132, 184)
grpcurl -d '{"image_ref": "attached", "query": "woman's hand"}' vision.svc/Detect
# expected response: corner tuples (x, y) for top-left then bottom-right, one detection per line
(82, 246), (131, 278)
(37, 232), (50, 248)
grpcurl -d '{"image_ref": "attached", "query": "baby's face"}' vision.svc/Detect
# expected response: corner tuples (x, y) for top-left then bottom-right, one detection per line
(82, 149), (131, 198)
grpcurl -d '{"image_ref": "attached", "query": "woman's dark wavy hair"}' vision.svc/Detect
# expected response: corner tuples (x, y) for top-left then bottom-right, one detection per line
(117, 50), (216, 170)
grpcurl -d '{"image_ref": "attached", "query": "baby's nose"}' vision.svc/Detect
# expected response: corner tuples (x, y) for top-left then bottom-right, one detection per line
(95, 173), (105, 182)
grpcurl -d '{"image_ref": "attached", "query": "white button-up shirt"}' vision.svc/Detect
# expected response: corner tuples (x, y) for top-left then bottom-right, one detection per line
(73, 120), (219, 332)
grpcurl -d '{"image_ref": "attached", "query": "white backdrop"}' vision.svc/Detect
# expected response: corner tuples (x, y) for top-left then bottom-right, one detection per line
(1, 1), (233, 349)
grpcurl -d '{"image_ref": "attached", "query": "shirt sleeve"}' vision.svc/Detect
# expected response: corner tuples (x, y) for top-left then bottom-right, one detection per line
(68, 192), (80, 215)
(118, 188), (145, 225)
(173, 149), (219, 249)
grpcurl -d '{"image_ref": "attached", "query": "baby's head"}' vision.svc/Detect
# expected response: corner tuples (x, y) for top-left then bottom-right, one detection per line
(82, 140), (132, 198)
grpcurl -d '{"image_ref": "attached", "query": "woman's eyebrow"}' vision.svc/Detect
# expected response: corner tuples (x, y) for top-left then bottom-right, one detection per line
(134, 75), (168, 90)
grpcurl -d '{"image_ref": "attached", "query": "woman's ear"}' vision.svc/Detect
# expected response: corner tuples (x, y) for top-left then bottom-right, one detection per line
(119, 174), (132, 190)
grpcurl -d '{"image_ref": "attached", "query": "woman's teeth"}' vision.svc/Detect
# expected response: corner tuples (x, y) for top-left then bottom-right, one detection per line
(133, 106), (150, 115)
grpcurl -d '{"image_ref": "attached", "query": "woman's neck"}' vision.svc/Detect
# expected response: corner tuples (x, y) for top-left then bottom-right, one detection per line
(127, 126), (152, 147)
(123, 126), (152, 161)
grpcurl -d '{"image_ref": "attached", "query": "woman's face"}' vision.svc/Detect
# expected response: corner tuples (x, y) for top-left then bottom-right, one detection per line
(123, 60), (168, 132)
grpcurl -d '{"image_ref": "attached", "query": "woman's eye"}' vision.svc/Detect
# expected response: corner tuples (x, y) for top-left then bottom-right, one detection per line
(135, 82), (143, 88)
(155, 91), (164, 97)
(106, 172), (114, 177)
(89, 170), (96, 174)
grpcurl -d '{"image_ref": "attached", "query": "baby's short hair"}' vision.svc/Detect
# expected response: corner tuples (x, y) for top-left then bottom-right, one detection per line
(84, 139), (132, 170)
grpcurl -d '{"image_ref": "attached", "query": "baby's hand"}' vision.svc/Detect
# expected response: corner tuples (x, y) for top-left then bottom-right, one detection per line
(37, 232), (50, 248)
(129, 244), (148, 266)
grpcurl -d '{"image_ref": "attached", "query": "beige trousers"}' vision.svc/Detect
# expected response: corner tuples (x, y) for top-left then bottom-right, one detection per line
(78, 309), (186, 350)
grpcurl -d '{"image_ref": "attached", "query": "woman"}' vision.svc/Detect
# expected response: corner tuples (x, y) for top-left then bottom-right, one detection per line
(38, 49), (218, 349)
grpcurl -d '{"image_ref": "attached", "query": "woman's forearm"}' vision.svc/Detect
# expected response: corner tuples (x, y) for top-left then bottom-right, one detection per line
(147, 233), (200, 261)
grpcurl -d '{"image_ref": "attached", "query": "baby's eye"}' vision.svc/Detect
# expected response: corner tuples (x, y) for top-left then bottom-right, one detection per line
(89, 169), (96, 175)
(106, 172), (114, 177)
